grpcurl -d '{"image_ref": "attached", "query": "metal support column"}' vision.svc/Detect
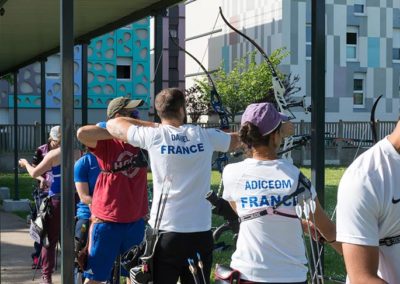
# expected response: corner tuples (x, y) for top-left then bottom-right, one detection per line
(311, 0), (326, 272)
(81, 42), (88, 126)
(13, 71), (19, 200)
(60, 0), (75, 282)
(40, 59), (46, 144)
(154, 9), (165, 123)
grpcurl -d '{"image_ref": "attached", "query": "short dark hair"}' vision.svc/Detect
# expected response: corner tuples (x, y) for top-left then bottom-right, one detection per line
(155, 88), (186, 120)
(239, 121), (281, 148)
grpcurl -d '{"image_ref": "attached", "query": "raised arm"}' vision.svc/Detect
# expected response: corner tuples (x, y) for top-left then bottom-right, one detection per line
(106, 117), (158, 142)
(76, 125), (114, 148)
(19, 148), (61, 178)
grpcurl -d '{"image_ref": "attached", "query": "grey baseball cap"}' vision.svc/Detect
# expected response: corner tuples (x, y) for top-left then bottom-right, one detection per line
(107, 97), (144, 118)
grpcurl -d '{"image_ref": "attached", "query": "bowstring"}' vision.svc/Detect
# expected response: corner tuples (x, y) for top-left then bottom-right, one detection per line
(190, 11), (229, 196)
(196, 12), (220, 75)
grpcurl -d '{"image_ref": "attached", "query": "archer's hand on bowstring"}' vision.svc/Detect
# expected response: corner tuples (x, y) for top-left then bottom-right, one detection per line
(301, 219), (336, 243)
(301, 219), (342, 254)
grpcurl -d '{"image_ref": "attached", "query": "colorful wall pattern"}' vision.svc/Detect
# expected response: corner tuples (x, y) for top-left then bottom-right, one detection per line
(1, 18), (150, 110)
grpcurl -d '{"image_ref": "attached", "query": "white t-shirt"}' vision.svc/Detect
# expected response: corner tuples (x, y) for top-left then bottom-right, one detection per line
(127, 124), (231, 232)
(223, 158), (316, 282)
(337, 137), (400, 284)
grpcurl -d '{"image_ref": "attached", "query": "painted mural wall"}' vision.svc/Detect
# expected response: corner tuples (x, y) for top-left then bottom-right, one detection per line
(0, 18), (150, 123)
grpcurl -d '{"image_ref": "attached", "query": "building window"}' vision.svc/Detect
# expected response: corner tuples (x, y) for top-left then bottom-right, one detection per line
(117, 65), (131, 79)
(116, 57), (132, 80)
(347, 26), (358, 60)
(354, 0), (366, 15)
(393, 29), (400, 61)
(306, 24), (311, 59)
(398, 79), (400, 97)
(353, 73), (365, 107)
(170, 25), (178, 38)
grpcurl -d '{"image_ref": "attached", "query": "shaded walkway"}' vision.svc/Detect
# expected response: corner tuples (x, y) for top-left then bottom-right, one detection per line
(0, 211), (61, 283)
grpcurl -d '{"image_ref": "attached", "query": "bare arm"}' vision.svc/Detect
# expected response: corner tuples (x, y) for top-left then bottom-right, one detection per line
(228, 201), (237, 213)
(342, 243), (387, 284)
(313, 198), (342, 254)
(76, 125), (114, 148)
(19, 148), (60, 178)
(106, 117), (158, 142)
(75, 182), (92, 205)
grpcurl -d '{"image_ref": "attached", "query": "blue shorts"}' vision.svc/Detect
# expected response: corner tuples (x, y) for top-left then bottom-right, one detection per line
(83, 218), (145, 281)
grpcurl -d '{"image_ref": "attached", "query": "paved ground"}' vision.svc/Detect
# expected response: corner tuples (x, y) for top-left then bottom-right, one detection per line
(0, 211), (61, 284)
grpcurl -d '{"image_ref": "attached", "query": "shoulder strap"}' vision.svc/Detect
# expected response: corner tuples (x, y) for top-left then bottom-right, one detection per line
(101, 150), (149, 174)
(379, 235), (400, 246)
(239, 207), (298, 223)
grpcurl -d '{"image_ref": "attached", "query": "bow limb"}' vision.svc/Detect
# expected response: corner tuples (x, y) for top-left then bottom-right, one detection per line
(169, 32), (230, 131)
(219, 7), (295, 120)
(169, 32), (231, 179)
(219, 7), (296, 163)
(370, 95), (383, 144)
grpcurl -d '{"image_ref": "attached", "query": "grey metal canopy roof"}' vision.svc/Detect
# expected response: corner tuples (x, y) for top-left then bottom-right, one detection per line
(0, 0), (182, 76)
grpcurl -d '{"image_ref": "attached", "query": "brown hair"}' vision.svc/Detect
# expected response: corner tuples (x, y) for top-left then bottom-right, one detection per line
(155, 88), (186, 120)
(239, 121), (281, 148)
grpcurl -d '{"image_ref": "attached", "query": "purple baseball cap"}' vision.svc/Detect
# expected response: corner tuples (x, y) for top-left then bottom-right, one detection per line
(241, 103), (289, 136)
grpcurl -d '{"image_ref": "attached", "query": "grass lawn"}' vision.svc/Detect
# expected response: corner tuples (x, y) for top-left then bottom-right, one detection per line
(0, 172), (36, 200)
(1, 168), (346, 283)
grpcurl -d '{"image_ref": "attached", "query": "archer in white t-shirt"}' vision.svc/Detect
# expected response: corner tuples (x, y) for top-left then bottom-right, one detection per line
(337, 121), (400, 284)
(107, 88), (240, 284)
(223, 103), (341, 283)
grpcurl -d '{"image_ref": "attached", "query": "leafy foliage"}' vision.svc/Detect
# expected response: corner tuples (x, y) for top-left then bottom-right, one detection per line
(195, 48), (302, 122)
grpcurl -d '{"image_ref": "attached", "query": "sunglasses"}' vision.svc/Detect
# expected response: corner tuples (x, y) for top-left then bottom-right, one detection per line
(119, 109), (140, 119)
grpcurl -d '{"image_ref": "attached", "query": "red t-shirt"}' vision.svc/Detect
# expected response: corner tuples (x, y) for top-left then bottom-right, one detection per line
(90, 139), (148, 223)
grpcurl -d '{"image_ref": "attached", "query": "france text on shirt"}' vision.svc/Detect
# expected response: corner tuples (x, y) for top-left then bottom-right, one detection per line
(160, 143), (204, 154)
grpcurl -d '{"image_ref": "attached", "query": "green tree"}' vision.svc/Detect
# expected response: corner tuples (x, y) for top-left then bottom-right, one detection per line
(196, 48), (296, 122)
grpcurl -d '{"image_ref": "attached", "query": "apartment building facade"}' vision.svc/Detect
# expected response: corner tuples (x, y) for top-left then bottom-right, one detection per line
(184, 0), (400, 122)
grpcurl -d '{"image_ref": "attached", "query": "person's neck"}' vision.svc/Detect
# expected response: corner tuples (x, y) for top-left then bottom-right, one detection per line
(161, 118), (183, 128)
(251, 147), (278, 161)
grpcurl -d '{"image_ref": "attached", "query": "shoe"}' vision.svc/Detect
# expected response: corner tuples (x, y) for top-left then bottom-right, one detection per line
(39, 275), (52, 284)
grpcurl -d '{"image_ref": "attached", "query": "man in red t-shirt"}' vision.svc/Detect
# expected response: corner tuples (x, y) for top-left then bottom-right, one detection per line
(77, 97), (155, 284)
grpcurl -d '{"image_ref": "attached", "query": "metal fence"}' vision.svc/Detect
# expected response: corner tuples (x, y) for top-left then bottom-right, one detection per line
(0, 123), (79, 153)
(0, 120), (396, 153)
